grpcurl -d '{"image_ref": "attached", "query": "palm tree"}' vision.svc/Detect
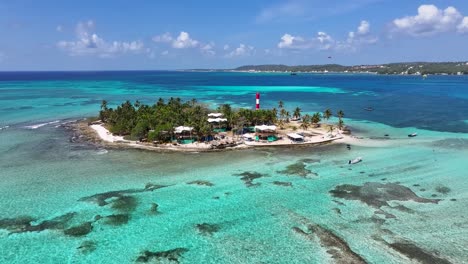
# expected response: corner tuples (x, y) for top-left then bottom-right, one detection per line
(337, 110), (344, 119)
(299, 122), (309, 131)
(285, 111), (291, 122)
(323, 109), (332, 121)
(337, 110), (344, 130)
(311, 112), (321, 127)
(293, 107), (301, 120)
(338, 119), (345, 130)
(278, 100), (284, 109)
(279, 108), (287, 121)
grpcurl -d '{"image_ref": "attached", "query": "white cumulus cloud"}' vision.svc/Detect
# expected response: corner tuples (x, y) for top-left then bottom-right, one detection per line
(57, 20), (144, 57)
(226, 44), (255, 57)
(200, 42), (216, 55)
(316, 32), (334, 50)
(391, 5), (464, 36)
(172, 32), (199, 49)
(277, 34), (306, 49)
(357, 20), (370, 35)
(152, 32), (173, 43)
(458, 17), (468, 33)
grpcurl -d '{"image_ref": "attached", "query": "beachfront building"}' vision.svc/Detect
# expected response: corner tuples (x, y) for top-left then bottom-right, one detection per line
(287, 133), (304, 143)
(254, 125), (278, 142)
(174, 126), (195, 144)
(208, 113), (228, 132)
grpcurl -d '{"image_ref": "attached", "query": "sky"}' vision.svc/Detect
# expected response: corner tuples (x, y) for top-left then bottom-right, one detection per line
(0, 0), (468, 70)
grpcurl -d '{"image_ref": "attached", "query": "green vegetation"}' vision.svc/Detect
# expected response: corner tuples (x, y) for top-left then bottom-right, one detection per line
(98, 98), (347, 143)
(98, 98), (278, 142)
(234, 62), (468, 75)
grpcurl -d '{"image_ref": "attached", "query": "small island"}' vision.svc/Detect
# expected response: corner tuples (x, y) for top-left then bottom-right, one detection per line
(81, 98), (352, 152)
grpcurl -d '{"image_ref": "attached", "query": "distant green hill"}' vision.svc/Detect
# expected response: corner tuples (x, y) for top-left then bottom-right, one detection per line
(234, 62), (468, 75)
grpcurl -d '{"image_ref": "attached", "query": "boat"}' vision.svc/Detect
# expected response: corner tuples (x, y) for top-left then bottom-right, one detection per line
(348, 157), (362, 164)
(408, 133), (417, 137)
(364, 107), (374, 111)
(290, 72), (297, 76)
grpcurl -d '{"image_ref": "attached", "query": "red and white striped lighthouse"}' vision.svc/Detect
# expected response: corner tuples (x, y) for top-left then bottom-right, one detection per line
(255, 92), (260, 110)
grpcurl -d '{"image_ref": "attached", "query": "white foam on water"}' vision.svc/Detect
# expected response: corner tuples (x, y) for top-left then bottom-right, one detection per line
(24, 120), (60, 129)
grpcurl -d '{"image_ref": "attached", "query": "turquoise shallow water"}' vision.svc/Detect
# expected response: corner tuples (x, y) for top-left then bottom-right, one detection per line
(1, 72), (468, 263)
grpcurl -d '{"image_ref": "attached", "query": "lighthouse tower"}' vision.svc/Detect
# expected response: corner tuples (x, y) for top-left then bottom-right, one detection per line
(255, 92), (260, 110)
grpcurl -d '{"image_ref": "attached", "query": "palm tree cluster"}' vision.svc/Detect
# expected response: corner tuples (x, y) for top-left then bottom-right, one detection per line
(99, 98), (277, 142)
(321, 108), (345, 130)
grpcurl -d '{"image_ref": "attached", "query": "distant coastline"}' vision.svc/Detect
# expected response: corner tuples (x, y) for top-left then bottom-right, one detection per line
(189, 61), (468, 76)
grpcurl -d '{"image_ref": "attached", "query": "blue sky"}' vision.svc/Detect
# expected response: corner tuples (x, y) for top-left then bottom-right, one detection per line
(0, 0), (468, 70)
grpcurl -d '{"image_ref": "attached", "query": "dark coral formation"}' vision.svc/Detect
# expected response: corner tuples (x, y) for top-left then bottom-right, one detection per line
(330, 182), (440, 208)
(64, 222), (93, 237)
(430, 138), (468, 150)
(102, 214), (130, 226)
(195, 223), (220, 236)
(110, 195), (138, 213)
(272, 181), (293, 187)
(149, 203), (159, 214)
(0, 213), (76, 234)
(187, 180), (214, 187)
(78, 183), (168, 206)
(388, 242), (452, 264)
(435, 185), (451, 194)
(299, 158), (321, 164)
(278, 162), (317, 178)
(293, 224), (367, 264)
(136, 248), (189, 263)
(77, 240), (97, 254)
(234, 171), (268, 187)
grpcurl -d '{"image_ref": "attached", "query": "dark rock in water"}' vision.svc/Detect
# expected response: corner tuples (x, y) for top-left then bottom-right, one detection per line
(330, 182), (440, 209)
(430, 138), (468, 150)
(374, 209), (396, 219)
(278, 162), (317, 178)
(332, 208), (342, 215)
(360, 171), (365, 174)
(431, 194), (438, 197)
(0, 213), (76, 234)
(212, 196), (220, 200)
(94, 215), (102, 221)
(64, 222), (93, 237)
(273, 181), (293, 187)
(332, 200), (346, 206)
(388, 242), (452, 264)
(149, 203), (159, 213)
(111, 195), (138, 213)
(136, 248), (189, 263)
(299, 158), (321, 164)
(79, 184), (169, 206)
(435, 185), (451, 194)
(293, 224), (367, 264)
(102, 214), (129, 226)
(233, 171), (268, 187)
(196, 223), (220, 236)
(0, 216), (36, 233)
(420, 188), (426, 192)
(413, 184), (420, 187)
(392, 204), (414, 213)
(77, 240), (97, 254)
(450, 198), (457, 201)
(187, 180), (214, 187)
(381, 178), (387, 181)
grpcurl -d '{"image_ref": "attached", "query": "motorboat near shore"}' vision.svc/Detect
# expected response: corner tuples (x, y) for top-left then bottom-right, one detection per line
(408, 133), (418, 137)
(348, 157), (362, 164)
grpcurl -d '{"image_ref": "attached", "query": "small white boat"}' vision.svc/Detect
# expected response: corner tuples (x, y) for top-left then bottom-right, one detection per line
(408, 133), (417, 137)
(348, 157), (362, 164)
